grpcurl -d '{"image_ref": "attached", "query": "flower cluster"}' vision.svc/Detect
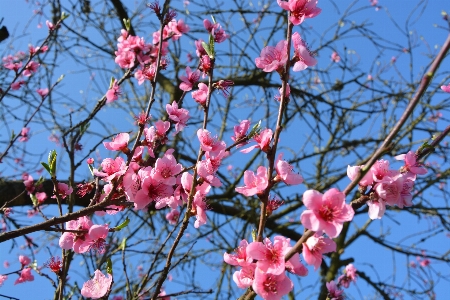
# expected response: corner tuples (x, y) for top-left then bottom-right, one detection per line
(224, 236), (308, 299)
(347, 150), (427, 219)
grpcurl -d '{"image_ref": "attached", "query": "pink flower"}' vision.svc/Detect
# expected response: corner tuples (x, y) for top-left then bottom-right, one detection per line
(191, 82), (209, 105)
(59, 216), (93, 253)
(231, 120), (250, 145)
(46, 20), (59, 31)
(233, 264), (256, 289)
(0, 275), (7, 287)
(197, 129), (226, 155)
(52, 183), (73, 199)
(153, 149), (183, 185)
(275, 153), (304, 185)
(44, 256), (63, 273)
(81, 270), (112, 299)
(326, 280), (344, 300)
(133, 169), (174, 210)
(292, 32), (317, 71)
(36, 88), (49, 97)
(78, 224), (109, 254)
(4, 61), (22, 72)
(93, 157), (127, 182)
(252, 269), (293, 300)
(213, 80), (234, 97)
(87, 158), (94, 164)
(224, 239), (253, 267)
(277, 0), (321, 25)
(367, 197), (386, 220)
(135, 63), (157, 84)
(192, 191), (208, 228)
(300, 188), (354, 238)
(347, 165), (374, 186)
(338, 263), (358, 288)
(255, 40), (288, 73)
(166, 209), (180, 225)
(203, 20), (229, 43)
(374, 173), (404, 207)
(167, 19), (190, 40)
(36, 192), (47, 204)
(241, 128), (273, 154)
(103, 133), (130, 152)
(302, 234), (336, 270)
(106, 80), (121, 103)
(19, 127), (30, 142)
(331, 51), (341, 63)
(441, 83), (450, 93)
(166, 101), (190, 133)
(23, 174), (34, 194)
(179, 66), (200, 91)
(274, 84), (291, 102)
(23, 61), (40, 77)
(14, 268), (34, 285)
(235, 166), (268, 197)
(11, 80), (25, 90)
(19, 255), (31, 266)
(246, 236), (290, 275)
(395, 151), (427, 178)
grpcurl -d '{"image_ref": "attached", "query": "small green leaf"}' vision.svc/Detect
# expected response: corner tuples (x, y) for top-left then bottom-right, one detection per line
(11, 130), (15, 140)
(115, 217), (130, 231)
(208, 34), (215, 58)
(30, 194), (38, 206)
(119, 238), (127, 251)
(201, 42), (213, 58)
(248, 120), (261, 139)
(57, 74), (64, 82)
(106, 258), (113, 275)
(123, 19), (131, 31)
(41, 162), (51, 174)
(48, 150), (57, 176)
(251, 229), (257, 242)
(109, 77), (115, 89)
(61, 12), (70, 20)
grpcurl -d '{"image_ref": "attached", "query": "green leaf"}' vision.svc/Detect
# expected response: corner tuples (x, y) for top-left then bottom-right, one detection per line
(201, 42), (213, 58)
(41, 162), (51, 175)
(251, 228), (257, 242)
(30, 194), (38, 206)
(48, 150), (57, 176)
(119, 238), (127, 251)
(109, 77), (115, 88)
(106, 258), (113, 275)
(248, 120), (261, 139)
(61, 12), (70, 20)
(115, 217), (130, 231)
(123, 19), (131, 31)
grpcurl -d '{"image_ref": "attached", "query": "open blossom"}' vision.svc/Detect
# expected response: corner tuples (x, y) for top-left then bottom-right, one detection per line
(191, 82), (208, 105)
(395, 151), (427, 178)
(347, 165), (374, 186)
(292, 32), (317, 71)
(277, 0), (322, 25)
(241, 128), (273, 153)
(231, 120), (250, 147)
(179, 66), (200, 91)
(441, 83), (450, 93)
(224, 239), (253, 267)
(252, 269), (293, 300)
(338, 264), (358, 288)
(197, 129), (226, 155)
(106, 80), (121, 103)
(14, 268), (34, 285)
(19, 255), (31, 266)
(255, 40), (288, 73)
(192, 191), (208, 228)
(233, 264), (256, 289)
(153, 149), (183, 185)
(23, 61), (40, 77)
(326, 280), (344, 300)
(167, 19), (190, 40)
(275, 153), (304, 185)
(81, 270), (112, 299)
(52, 183), (73, 199)
(302, 234), (336, 270)
(235, 166), (268, 197)
(36, 88), (49, 97)
(93, 157), (127, 182)
(331, 51), (341, 62)
(300, 188), (354, 238)
(203, 19), (229, 43)
(246, 236), (290, 275)
(59, 216), (93, 253)
(11, 80), (26, 90)
(19, 127), (30, 142)
(166, 101), (190, 133)
(103, 133), (129, 152)
(166, 209), (180, 225)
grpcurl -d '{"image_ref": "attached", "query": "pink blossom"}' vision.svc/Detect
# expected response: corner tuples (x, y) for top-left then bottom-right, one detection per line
(224, 239), (253, 267)
(203, 20), (229, 43)
(370, 0), (378, 6)
(252, 269), (293, 300)
(52, 183), (73, 200)
(192, 191), (208, 228)
(395, 151), (427, 178)
(195, 39), (207, 57)
(14, 268), (34, 285)
(4, 61), (22, 72)
(133, 169), (174, 210)
(331, 51), (341, 63)
(78, 224), (109, 254)
(300, 188), (354, 238)
(19, 255), (31, 266)
(275, 153), (304, 185)
(59, 216), (93, 253)
(235, 166), (268, 197)
(191, 82), (209, 105)
(374, 173), (404, 207)
(197, 152), (225, 187)
(106, 80), (121, 103)
(166, 209), (180, 225)
(135, 64), (157, 84)
(338, 263), (358, 288)
(179, 66), (200, 91)
(274, 84), (291, 102)
(371, 159), (397, 183)
(213, 80), (234, 97)
(255, 40), (288, 73)
(11, 80), (25, 90)
(93, 157), (127, 182)
(241, 128), (273, 153)
(367, 197), (386, 220)
(199, 55), (211, 75)
(87, 158), (94, 164)
(292, 32), (317, 71)
(0, 275), (7, 287)
(3, 260), (10, 268)
(233, 264), (256, 289)
(36, 88), (49, 97)
(166, 101), (190, 133)
(167, 19), (190, 40)
(44, 256), (63, 273)
(103, 133), (129, 152)
(246, 236), (289, 275)
(46, 20), (59, 31)
(36, 192), (47, 204)
(326, 280), (344, 300)
(277, 0), (322, 25)
(23, 174), (34, 194)
(19, 127), (30, 142)
(302, 234), (336, 270)
(81, 270), (112, 299)
(347, 165), (374, 186)
(23, 61), (40, 77)
(153, 149), (183, 185)
(441, 83), (450, 93)
(197, 129), (226, 155)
